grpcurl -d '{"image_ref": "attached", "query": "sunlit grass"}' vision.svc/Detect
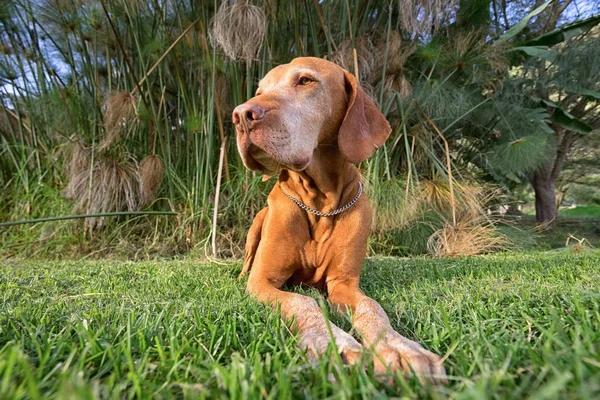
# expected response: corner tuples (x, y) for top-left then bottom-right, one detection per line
(1, 252), (599, 398)
(560, 205), (600, 218)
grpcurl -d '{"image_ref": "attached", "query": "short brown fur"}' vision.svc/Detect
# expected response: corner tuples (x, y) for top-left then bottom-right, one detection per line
(232, 57), (446, 382)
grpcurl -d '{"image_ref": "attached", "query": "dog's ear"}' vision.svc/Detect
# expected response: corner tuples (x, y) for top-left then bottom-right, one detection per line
(338, 71), (392, 164)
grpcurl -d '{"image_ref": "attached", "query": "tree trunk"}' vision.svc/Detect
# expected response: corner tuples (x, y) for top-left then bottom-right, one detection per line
(531, 127), (576, 227)
(532, 167), (558, 226)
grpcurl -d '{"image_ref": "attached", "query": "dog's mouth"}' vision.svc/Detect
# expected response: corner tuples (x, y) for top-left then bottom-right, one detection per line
(248, 144), (281, 175)
(243, 141), (310, 176)
(236, 123), (311, 175)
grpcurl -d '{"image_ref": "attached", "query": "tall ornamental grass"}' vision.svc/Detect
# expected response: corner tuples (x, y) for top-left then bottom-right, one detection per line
(0, 0), (516, 258)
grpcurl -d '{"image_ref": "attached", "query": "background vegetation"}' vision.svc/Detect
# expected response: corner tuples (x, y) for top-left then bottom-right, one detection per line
(1, 0), (599, 259)
(1, 3), (599, 397)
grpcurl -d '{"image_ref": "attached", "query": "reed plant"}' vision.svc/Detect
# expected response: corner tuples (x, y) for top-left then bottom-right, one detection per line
(1, 0), (528, 258)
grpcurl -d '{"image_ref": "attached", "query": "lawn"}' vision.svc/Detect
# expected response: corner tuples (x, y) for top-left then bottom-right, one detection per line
(1, 252), (599, 399)
(560, 205), (600, 218)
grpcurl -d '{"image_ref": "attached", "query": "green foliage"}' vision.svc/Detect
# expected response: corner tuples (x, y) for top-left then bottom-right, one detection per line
(370, 218), (439, 256)
(1, 0), (598, 255)
(566, 184), (600, 205)
(518, 215), (600, 249)
(1, 253), (599, 398)
(456, 0), (491, 29)
(0, 0), (481, 256)
(540, 99), (593, 134)
(488, 133), (553, 180)
(495, 0), (552, 45)
(526, 14), (600, 47)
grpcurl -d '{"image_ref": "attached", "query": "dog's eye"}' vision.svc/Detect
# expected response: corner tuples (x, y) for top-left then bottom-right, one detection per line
(297, 76), (313, 86)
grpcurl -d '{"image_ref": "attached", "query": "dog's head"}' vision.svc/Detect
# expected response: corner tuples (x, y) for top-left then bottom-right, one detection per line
(232, 57), (391, 176)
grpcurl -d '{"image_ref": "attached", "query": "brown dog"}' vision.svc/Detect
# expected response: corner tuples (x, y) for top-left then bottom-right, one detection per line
(232, 57), (445, 381)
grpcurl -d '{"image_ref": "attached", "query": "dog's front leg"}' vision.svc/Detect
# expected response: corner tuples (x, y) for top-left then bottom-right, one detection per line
(246, 272), (363, 365)
(239, 207), (268, 278)
(327, 280), (446, 382)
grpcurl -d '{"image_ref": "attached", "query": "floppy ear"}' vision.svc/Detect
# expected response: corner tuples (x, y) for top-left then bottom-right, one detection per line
(338, 71), (392, 164)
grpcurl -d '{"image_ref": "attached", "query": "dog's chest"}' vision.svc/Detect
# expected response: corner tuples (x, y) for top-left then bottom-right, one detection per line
(287, 236), (337, 288)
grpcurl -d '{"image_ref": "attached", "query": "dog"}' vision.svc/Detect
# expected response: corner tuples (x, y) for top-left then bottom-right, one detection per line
(232, 57), (446, 381)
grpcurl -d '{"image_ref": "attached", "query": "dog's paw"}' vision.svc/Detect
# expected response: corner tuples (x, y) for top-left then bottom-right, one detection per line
(298, 323), (363, 365)
(372, 332), (446, 384)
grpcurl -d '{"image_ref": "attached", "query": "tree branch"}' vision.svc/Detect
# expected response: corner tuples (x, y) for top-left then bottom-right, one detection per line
(551, 127), (576, 181)
(500, 0), (510, 30)
(544, 0), (573, 32)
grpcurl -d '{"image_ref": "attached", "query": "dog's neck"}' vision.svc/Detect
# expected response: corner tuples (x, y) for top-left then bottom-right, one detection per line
(279, 146), (360, 213)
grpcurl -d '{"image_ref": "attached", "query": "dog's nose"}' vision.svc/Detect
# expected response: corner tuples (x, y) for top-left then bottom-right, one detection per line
(232, 103), (265, 125)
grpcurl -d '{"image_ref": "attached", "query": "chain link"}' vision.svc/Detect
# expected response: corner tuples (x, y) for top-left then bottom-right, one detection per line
(279, 181), (363, 217)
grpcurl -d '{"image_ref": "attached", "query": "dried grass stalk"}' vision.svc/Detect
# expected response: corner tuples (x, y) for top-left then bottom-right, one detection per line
(215, 73), (233, 117)
(375, 31), (416, 99)
(63, 141), (91, 199)
(420, 178), (455, 214)
(101, 91), (137, 150)
(427, 215), (509, 257)
(384, 74), (413, 99)
(420, 178), (491, 218)
(0, 104), (20, 131)
(398, 0), (458, 37)
(66, 155), (141, 229)
(331, 32), (416, 101)
(565, 234), (593, 253)
(370, 179), (422, 231)
(138, 154), (164, 205)
(445, 30), (509, 76)
(371, 176), (510, 257)
(360, 81), (380, 105)
(377, 31), (416, 72)
(424, 180), (510, 256)
(209, 1), (266, 62)
(332, 36), (379, 83)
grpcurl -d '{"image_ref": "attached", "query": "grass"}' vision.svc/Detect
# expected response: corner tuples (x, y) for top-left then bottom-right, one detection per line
(516, 215), (600, 250)
(560, 205), (600, 218)
(1, 252), (599, 399)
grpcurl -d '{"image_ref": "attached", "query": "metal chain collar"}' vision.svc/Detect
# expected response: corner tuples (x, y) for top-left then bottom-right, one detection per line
(279, 181), (363, 217)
